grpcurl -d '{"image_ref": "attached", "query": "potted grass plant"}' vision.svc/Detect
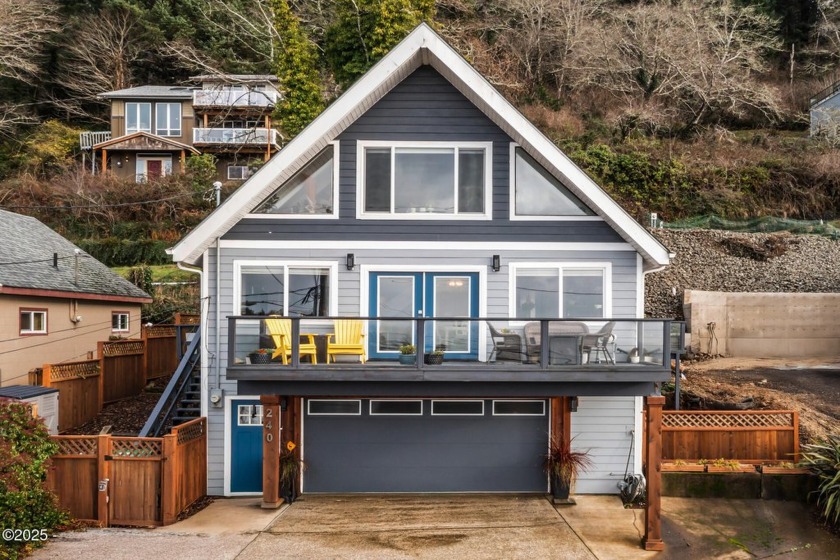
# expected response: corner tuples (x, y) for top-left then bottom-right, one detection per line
(544, 437), (592, 505)
(424, 350), (445, 365)
(279, 441), (303, 503)
(399, 344), (416, 365)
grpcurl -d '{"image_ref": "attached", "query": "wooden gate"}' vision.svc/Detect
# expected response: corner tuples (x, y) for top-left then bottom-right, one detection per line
(109, 437), (163, 526)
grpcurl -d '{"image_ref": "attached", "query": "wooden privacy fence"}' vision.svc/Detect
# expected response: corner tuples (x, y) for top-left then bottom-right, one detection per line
(47, 417), (207, 527)
(661, 410), (799, 464)
(38, 321), (198, 432)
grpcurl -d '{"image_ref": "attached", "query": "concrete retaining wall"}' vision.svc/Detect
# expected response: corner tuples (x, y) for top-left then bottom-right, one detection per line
(683, 291), (840, 358)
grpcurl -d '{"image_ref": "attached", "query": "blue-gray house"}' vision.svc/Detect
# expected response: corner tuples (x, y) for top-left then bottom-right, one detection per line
(170, 22), (672, 549)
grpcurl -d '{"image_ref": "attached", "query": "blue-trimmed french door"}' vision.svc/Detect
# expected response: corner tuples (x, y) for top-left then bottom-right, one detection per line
(368, 272), (479, 360)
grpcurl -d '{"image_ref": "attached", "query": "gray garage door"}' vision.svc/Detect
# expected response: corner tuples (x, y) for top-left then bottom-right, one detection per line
(303, 399), (548, 493)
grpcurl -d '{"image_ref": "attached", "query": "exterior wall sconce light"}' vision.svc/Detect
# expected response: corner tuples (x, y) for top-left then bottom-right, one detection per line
(569, 396), (579, 412)
(346, 253), (355, 271)
(116, 159), (122, 168)
(491, 254), (501, 272)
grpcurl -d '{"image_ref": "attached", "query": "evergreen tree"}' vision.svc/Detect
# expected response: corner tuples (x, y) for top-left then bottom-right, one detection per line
(272, 0), (324, 138)
(325, 0), (435, 88)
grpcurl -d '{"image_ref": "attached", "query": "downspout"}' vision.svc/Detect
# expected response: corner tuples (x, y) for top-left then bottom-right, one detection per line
(215, 237), (221, 391)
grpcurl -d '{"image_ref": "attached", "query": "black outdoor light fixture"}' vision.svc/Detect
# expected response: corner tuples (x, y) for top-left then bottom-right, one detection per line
(346, 253), (355, 271)
(491, 254), (501, 272)
(569, 396), (579, 412)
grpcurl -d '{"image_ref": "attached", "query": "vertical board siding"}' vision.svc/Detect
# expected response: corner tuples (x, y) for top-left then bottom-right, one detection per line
(571, 396), (638, 494)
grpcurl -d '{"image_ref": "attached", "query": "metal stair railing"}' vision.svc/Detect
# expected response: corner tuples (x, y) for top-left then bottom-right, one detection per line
(810, 79), (840, 107)
(140, 330), (202, 437)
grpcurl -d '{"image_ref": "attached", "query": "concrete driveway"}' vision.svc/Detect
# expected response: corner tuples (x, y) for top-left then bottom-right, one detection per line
(29, 494), (840, 559)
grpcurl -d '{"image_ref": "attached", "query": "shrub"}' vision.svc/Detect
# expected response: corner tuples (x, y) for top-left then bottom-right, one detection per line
(801, 435), (840, 528)
(0, 399), (69, 559)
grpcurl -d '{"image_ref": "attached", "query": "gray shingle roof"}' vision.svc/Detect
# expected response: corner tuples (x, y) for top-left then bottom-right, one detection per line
(99, 86), (195, 99)
(0, 209), (151, 301)
(190, 74), (279, 83)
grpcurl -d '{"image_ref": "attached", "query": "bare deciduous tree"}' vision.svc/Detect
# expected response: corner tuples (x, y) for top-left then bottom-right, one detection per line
(53, 7), (146, 122)
(0, 0), (60, 134)
(592, 0), (784, 130)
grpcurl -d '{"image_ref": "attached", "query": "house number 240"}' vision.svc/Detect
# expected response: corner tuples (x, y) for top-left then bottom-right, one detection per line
(264, 408), (274, 442)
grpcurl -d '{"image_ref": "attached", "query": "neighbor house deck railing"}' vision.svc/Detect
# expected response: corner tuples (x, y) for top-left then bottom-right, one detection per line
(226, 316), (672, 371)
(193, 127), (279, 146)
(79, 131), (111, 150)
(193, 89), (278, 107)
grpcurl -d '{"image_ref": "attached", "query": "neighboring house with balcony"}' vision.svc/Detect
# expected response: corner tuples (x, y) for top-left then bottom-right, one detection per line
(169, 24), (672, 550)
(0, 209), (151, 388)
(80, 75), (282, 182)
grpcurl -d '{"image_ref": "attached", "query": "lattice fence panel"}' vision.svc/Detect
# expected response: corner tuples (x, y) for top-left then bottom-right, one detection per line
(175, 419), (206, 445)
(145, 326), (176, 338)
(112, 438), (162, 458)
(49, 360), (100, 381)
(102, 340), (145, 356)
(663, 411), (794, 429)
(52, 437), (97, 456)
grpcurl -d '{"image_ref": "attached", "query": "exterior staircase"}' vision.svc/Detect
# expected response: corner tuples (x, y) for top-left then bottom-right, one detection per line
(140, 330), (202, 437)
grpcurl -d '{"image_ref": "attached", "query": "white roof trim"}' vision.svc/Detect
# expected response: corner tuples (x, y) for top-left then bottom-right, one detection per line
(170, 23), (670, 269)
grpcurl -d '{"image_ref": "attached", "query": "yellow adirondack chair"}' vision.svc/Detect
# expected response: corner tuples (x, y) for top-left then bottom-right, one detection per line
(326, 319), (366, 363)
(264, 318), (318, 364)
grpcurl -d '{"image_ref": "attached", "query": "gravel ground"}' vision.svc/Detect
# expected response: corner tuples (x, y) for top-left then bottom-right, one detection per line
(645, 229), (840, 319)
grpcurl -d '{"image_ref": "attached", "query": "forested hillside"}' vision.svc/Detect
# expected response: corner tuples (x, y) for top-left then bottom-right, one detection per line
(3, 0), (840, 247)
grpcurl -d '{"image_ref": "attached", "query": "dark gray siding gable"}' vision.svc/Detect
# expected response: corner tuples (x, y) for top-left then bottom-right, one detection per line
(224, 66), (622, 243)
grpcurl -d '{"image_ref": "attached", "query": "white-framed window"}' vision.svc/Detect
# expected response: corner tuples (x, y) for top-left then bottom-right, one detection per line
(369, 400), (423, 416)
(235, 261), (338, 317)
(492, 400), (546, 416)
(237, 404), (263, 425)
(20, 308), (47, 335)
(509, 145), (595, 219)
(111, 312), (129, 332)
(228, 165), (250, 180)
(307, 399), (362, 415)
(155, 102), (181, 136)
(126, 102), (152, 134)
(253, 144), (337, 216)
(509, 263), (611, 321)
(357, 141), (493, 219)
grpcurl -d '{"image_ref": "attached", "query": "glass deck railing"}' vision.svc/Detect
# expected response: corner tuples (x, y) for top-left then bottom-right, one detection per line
(226, 316), (673, 370)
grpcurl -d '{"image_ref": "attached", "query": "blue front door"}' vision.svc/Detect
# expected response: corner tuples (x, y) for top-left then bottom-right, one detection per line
(230, 400), (263, 493)
(369, 272), (479, 360)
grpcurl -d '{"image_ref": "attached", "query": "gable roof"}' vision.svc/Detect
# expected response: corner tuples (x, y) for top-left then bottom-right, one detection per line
(100, 86), (195, 100)
(170, 23), (671, 270)
(0, 210), (151, 303)
(93, 131), (199, 153)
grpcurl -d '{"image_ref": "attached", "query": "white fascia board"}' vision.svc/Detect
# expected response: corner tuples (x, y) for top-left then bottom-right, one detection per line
(170, 29), (428, 265)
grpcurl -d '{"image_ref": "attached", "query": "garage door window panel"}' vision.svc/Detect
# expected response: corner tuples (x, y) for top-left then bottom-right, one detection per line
(431, 400), (484, 416)
(492, 400), (546, 416)
(308, 399), (361, 415)
(370, 400), (423, 416)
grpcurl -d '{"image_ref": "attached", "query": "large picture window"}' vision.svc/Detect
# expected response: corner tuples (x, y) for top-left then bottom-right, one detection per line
(254, 145), (335, 215)
(511, 264), (609, 320)
(512, 147), (593, 217)
(155, 103), (181, 136)
(237, 262), (335, 316)
(359, 142), (492, 218)
(126, 102), (151, 134)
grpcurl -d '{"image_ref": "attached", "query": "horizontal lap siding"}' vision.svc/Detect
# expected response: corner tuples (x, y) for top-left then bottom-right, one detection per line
(205, 248), (639, 494)
(204, 65), (643, 495)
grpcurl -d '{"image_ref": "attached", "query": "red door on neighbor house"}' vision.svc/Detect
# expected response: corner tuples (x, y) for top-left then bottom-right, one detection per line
(146, 160), (163, 179)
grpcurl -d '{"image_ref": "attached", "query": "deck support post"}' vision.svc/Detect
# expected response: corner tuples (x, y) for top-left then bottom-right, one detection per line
(101, 149), (108, 175)
(261, 394), (282, 509)
(643, 395), (665, 551)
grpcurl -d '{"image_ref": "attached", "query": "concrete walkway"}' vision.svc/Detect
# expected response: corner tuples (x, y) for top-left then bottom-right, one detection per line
(30, 495), (840, 559)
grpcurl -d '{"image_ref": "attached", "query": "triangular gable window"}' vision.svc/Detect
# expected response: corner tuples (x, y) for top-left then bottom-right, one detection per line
(254, 146), (335, 215)
(514, 147), (593, 216)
